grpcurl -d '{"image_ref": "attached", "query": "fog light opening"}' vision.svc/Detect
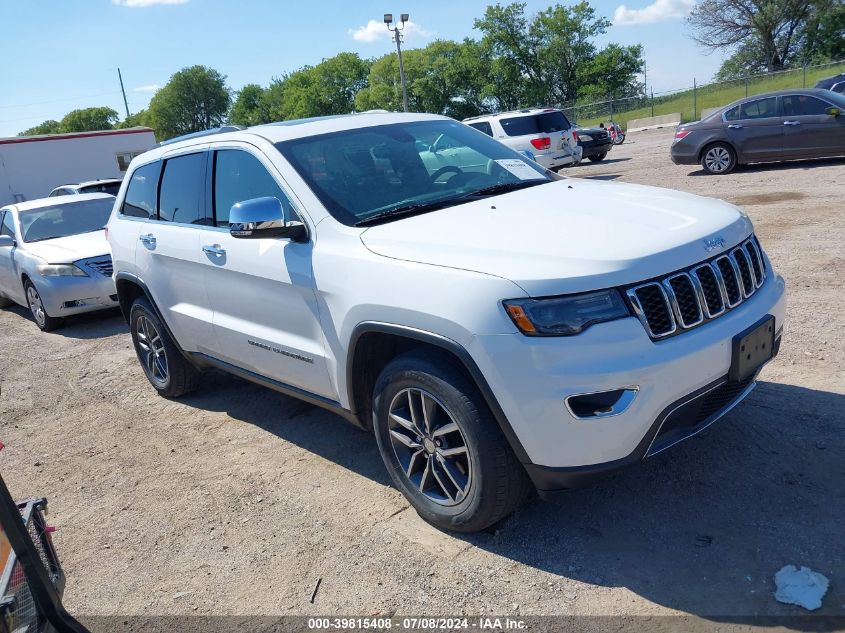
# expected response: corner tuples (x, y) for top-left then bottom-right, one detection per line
(566, 387), (638, 420)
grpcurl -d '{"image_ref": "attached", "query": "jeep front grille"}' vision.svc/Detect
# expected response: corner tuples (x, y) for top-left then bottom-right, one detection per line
(626, 236), (767, 340)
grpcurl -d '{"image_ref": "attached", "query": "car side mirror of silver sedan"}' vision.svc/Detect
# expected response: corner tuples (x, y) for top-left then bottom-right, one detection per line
(229, 197), (306, 242)
(825, 106), (842, 117)
(0, 235), (15, 248)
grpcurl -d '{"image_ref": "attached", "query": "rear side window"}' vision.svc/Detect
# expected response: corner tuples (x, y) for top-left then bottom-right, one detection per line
(122, 162), (161, 219)
(500, 111), (571, 136)
(468, 121), (493, 136)
(213, 150), (293, 227)
(783, 95), (830, 116)
(159, 153), (207, 224)
(739, 97), (778, 120)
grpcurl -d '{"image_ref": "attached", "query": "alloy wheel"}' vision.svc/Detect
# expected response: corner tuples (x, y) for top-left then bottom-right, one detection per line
(136, 315), (168, 384)
(26, 285), (46, 328)
(704, 147), (731, 173)
(387, 388), (472, 506)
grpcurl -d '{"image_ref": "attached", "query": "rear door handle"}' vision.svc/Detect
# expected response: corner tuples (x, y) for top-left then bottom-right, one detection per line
(784, 120), (801, 126)
(727, 124), (743, 129)
(202, 244), (226, 257)
(139, 233), (156, 247)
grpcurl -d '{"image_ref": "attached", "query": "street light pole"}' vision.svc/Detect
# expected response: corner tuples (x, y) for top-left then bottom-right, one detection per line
(385, 13), (410, 112)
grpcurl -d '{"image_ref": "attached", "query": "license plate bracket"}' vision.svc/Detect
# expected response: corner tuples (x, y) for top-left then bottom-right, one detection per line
(730, 315), (775, 382)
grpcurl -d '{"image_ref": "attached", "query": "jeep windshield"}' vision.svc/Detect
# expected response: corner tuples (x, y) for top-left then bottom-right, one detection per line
(276, 120), (553, 226)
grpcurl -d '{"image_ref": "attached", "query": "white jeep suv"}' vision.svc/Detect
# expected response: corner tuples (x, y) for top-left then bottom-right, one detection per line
(108, 112), (785, 532)
(463, 107), (582, 170)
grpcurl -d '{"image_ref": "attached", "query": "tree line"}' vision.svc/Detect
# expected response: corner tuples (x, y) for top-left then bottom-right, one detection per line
(20, 2), (643, 141)
(18, 0), (844, 140)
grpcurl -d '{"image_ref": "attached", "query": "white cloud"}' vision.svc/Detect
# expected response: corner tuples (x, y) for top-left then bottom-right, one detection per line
(613, 0), (695, 25)
(349, 19), (432, 43)
(112, 0), (188, 7)
(133, 84), (161, 92)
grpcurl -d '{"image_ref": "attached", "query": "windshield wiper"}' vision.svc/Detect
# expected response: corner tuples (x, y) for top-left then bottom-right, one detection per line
(458, 180), (546, 200)
(355, 200), (454, 226)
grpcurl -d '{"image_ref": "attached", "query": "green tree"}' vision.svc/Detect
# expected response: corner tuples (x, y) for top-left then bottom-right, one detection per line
(474, 2), (631, 106)
(688, 0), (813, 72)
(18, 120), (62, 136)
(59, 106), (118, 132)
(579, 43), (644, 99)
(147, 65), (231, 141)
(116, 110), (150, 129)
(229, 84), (270, 126)
(799, 0), (845, 62)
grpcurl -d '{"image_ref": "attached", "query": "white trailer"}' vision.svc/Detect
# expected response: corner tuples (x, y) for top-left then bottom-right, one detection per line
(0, 127), (156, 206)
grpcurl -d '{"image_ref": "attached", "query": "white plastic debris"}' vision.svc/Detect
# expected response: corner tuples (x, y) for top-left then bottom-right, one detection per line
(774, 565), (829, 611)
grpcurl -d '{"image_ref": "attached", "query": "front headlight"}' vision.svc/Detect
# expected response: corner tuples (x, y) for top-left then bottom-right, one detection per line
(37, 264), (88, 277)
(579, 133), (593, 141)
(503, 289), (630, 336)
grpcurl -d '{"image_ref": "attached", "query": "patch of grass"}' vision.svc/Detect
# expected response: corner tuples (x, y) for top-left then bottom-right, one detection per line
(575, 62), (845, 129)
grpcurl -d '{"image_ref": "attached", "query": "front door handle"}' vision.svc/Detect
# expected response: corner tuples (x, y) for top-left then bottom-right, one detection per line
(727, 124), (743, 129)
(783, 120), (801, 126)
(202, 244), (226, 257)
(139, 233), (156, 247)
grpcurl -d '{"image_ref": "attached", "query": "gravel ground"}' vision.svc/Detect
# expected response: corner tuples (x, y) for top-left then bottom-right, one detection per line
(1, 128), (843, 624)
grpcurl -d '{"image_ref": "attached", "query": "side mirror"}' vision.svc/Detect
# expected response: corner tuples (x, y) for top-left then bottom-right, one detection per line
(826, 106), (842, 117)
(229, 197), (306, 241)
(0, 235), (15, 248)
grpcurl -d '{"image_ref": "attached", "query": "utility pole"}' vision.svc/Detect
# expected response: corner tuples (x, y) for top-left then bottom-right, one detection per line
(117, 67), (130, 119)
(385, 13), (410, 112)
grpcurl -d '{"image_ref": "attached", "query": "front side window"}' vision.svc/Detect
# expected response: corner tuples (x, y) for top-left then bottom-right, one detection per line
(213, 150), (292, 227)
(783, 95), (830, 116)
(277, 120), (551, 226)
(19, 198), (114, 243)
(158, 153), (207, 224)
(739, 97), (778, 120)
(122, 161), (161, 219)
(1, 211), (15, 237)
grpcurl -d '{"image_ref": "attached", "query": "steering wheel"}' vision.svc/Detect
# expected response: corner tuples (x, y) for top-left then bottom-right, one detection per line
(430, 165), (463, 183)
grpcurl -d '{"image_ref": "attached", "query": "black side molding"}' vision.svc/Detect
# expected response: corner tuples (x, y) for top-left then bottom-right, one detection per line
(347, 322), (532, 464)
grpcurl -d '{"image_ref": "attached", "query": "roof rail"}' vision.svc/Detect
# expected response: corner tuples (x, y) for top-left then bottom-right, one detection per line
(156, 125), (246, 147)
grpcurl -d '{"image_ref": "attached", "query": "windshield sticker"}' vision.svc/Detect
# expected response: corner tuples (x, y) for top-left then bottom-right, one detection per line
(494, 159), (545, 180)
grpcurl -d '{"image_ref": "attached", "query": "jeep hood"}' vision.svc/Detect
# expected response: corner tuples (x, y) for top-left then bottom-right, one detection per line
(23, 230), (110, 264)
(360, 179), (753, 297)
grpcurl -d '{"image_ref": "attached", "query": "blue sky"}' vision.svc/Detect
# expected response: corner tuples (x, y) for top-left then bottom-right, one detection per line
(0, 0), (723, 137)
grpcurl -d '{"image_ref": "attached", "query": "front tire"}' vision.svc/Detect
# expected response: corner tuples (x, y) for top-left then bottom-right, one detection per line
(0, 295), (12, 308)
(701, 142), (736, 174)
(588, 153), (607, 162)
(373, 350), (532, 532)
(129, 296), (200, 398)
(24, 281), (62, 332)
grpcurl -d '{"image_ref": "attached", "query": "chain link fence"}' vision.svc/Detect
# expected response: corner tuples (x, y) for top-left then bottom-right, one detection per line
(559, 58), (845, 129)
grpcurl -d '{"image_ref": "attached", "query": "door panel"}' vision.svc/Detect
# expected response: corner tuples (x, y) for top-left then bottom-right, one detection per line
(132, 148), (215, 351)
(782, 94), (845, 157)
(199, 146), (333, 398)
(723, 96), (782, 161)
(0, 211), (21, 301)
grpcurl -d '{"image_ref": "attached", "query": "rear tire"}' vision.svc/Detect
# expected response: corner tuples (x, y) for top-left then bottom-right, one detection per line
(701, 142), (736, 174)
(129, 296), (200, 398)
(372, 349), (532, 533)
(588, 153), (607, 162)
(24, 281), (63, 332)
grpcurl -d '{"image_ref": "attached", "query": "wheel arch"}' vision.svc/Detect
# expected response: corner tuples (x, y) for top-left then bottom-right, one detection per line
(346, 322), (531, 464)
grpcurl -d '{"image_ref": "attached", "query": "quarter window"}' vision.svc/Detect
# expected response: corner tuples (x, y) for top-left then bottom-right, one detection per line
(159, 153), (207, 224)
(738, 97), (778, 120)
(1, 212), (15, 237)
(213, 150), (292, 227)
(783, 95), (830, 116)
(122, 161), (161, 219)
(468, 121), (494, 136)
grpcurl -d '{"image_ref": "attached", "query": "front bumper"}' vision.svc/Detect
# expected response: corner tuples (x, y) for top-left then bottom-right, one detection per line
(469, 273), (786, 490)
(36, 274), (118, 317)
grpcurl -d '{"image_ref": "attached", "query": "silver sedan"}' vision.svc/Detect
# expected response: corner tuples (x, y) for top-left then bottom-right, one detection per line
(0, 194), (118, 331)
